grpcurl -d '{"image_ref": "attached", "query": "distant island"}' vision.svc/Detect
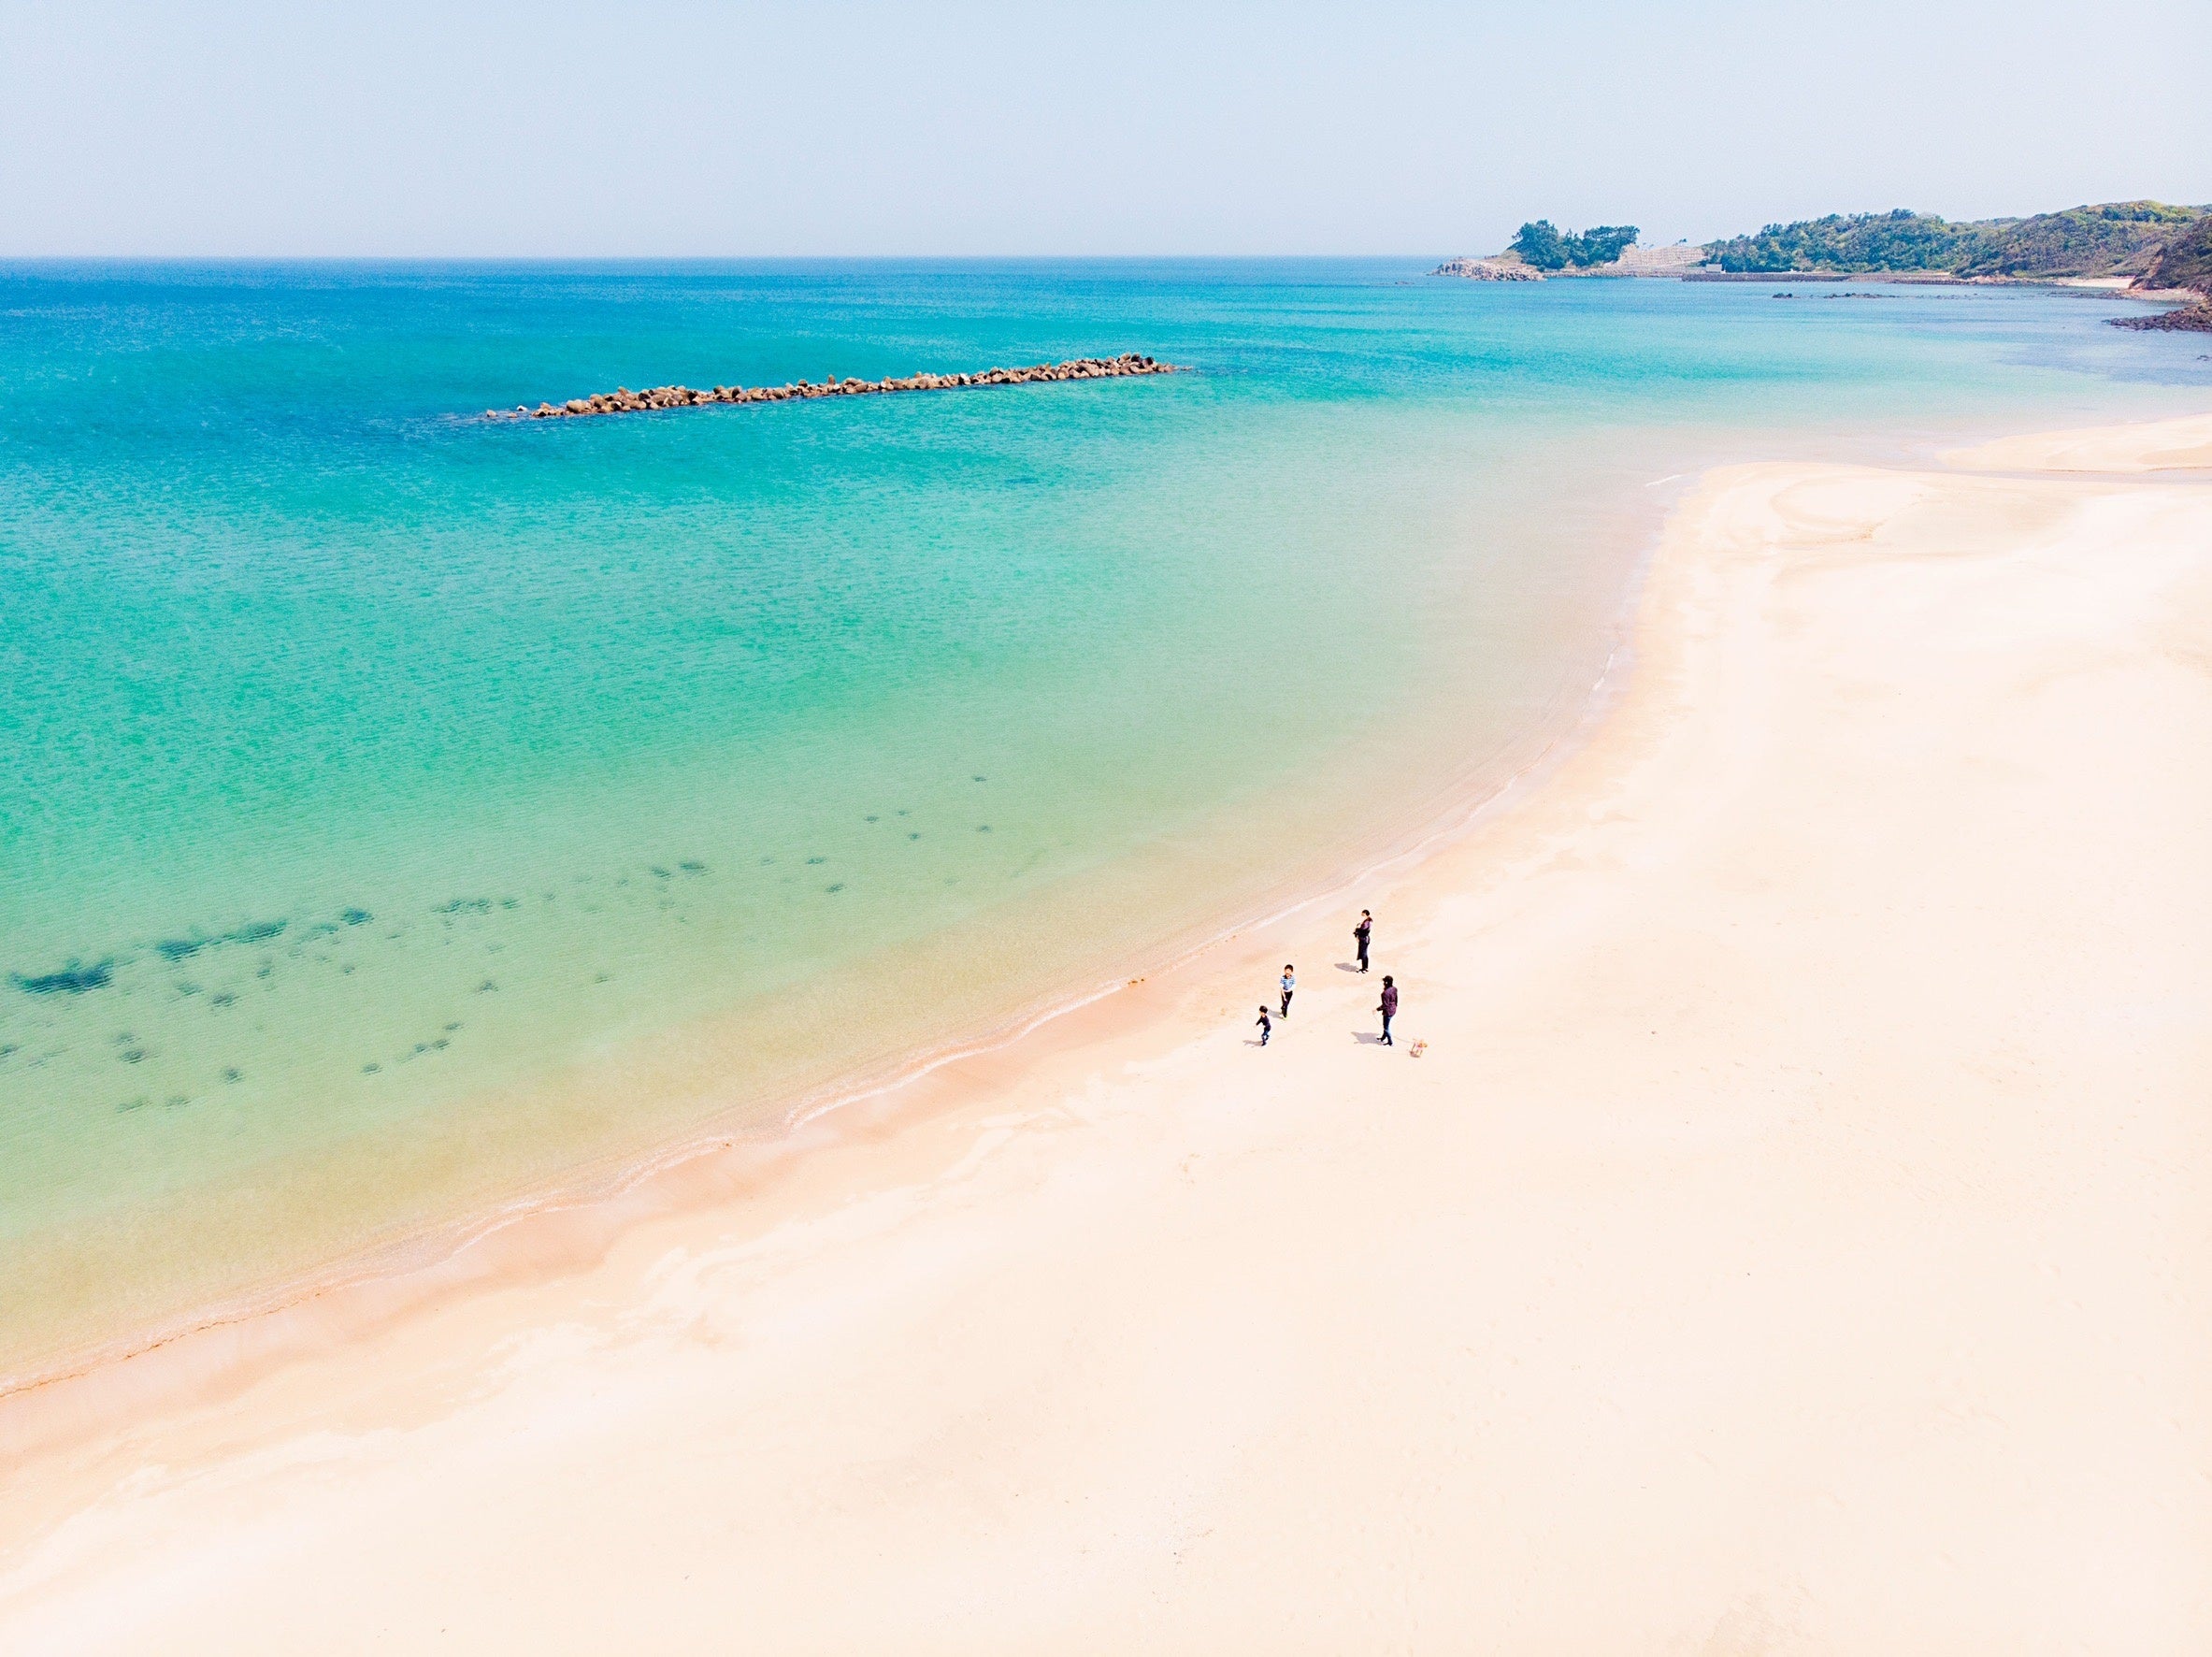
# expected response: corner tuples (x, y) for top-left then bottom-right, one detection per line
(1435, 201), (2212, 326)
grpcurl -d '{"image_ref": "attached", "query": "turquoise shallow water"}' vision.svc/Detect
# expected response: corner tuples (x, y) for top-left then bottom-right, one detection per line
(2, 260), (2206, 1376)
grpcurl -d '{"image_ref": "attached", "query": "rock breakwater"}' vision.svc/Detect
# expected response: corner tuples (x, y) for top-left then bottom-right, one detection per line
(490, 353), (1178, 421)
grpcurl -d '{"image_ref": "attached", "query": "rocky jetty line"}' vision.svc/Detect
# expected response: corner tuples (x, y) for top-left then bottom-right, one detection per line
(490, 353), (1178, 420)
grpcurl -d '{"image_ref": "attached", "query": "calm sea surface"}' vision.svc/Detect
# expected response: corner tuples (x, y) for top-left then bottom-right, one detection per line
(2, 260), (2205, 1376)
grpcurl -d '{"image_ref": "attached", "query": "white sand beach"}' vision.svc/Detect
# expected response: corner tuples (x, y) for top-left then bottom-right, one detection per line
(2, 416), (2208, 1654)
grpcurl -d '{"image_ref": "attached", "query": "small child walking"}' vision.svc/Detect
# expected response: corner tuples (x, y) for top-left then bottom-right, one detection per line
(1255, 1004), (1273, 1046)
(1279, 965), (1296, 1018)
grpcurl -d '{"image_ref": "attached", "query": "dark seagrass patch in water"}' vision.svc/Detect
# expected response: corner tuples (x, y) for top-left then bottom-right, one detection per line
(13, 960), (114, 995)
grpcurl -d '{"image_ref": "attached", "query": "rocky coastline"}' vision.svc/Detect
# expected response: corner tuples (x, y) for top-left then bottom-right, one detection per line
(1431, 257), (1542, 281)
(2109, 304), (2212, 333)
(491, 353), (1177, 421)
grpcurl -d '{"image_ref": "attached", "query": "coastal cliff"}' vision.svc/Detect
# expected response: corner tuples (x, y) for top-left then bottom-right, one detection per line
(2110, 217), (2212, 331)
(2141, 215), (2212, 298)
(493, 353), (1177, 421)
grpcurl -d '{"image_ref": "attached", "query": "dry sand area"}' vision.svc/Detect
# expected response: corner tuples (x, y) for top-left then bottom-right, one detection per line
(3, 414), (2209, 1653)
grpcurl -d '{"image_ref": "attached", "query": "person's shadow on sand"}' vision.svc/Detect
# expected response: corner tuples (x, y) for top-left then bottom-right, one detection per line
(1334, 960), (1362, 973)
(1350, 1030), (1386, 1045)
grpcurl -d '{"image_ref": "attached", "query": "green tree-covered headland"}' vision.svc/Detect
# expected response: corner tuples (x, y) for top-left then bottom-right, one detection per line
(1509, 221), (1640, 270)
(1444, 201), (2212, 303)
(1702, 202), (2205, 278)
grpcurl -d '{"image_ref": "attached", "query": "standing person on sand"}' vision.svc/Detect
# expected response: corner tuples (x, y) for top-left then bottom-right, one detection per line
(1354, 910), (1372, 973)
(1280, 965), (1296, 1019)
(1377, 975), (1398, 1046)
(1255, 1005), (1272, 1046)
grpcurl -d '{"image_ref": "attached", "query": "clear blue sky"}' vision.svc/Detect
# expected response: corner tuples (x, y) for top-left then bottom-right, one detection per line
(5, 0), (2207, 256)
